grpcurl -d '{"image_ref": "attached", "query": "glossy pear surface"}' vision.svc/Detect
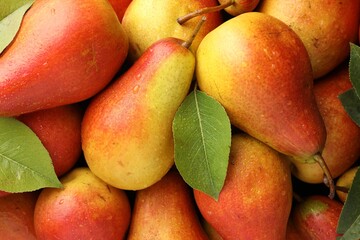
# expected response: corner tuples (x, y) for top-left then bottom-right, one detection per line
(82, 38), (195, 190)
(122, 0), (222, 61)
(194, 134), (293, 240)
(0, 0), (128, 116)
(259, 0), (360, 78)
(291, 195), (343, 239)
(291, 64), (360, 183)
(127, 169), (209, 240)
(196, 12), (326, 160)
(34, 167), (131, 240)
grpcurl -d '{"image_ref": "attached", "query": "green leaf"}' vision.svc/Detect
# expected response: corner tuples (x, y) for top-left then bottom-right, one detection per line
(339, 88), (360, 127)
(337, 166), (360, 234)
(349, 43), (360, 98)
(0, 117), (62, 193)
(172, 89), (231, 200)
(338, 214), (360, 240)
(0, 0), (34, 54)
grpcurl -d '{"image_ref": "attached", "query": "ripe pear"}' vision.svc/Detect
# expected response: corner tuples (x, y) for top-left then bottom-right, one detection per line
(81, 30), (198, 190)
(34, 167), (131, 240)
(16, 104), (83, 177)
(0, 192), (39, 240)
(194, 133), (293, 240)
(122, 0), (222, 62)
(291, 63), (360, 184)
(290, 195), (343, 239)
(336, 166), (359, 203)
(196, 12), (332, 196)
(258, 0), (360, 79)
(127, 168), (209, 240)
(0, 0), (129, 116)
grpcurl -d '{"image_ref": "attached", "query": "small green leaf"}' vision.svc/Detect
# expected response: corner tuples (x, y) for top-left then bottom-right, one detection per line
(173, 89), (231, 200)
(0, 117), (62, 193)
(337, 167), (360, 234)
(349, 43), (360, 98)
(0, 0), (34, 54)
(339, 88), (360, 127)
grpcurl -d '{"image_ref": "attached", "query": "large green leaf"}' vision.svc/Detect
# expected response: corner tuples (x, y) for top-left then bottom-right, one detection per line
(349, 43), (360, 99)
(337, 167), (360, 235)
(0, 117), (62, 193)
(172, 89), (231, 200)
(338, 214), (360, 240)
(0, 0), (34, 54)
(339, 88), (360, 127)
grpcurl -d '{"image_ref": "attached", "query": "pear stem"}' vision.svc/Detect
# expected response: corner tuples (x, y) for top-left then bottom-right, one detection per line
(177, 0), (234, 25)
(335, 185), (349, 193)
(313, 153), (335, 199)
(181, 16), (207, 49)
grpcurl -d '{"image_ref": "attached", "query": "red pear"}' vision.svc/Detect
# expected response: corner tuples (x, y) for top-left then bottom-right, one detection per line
(127, 168), (209, 239)
(291, 63), (360, 184)
(291, 195), (343, 239)
(0, 0), (129, 116)
(34, 167), (131, 240)
(194, 133), (293, 240)
(0, 192), (39, 240)
(17, 104), (83, 177)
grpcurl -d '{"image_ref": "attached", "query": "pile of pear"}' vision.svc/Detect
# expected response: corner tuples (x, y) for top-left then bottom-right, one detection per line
(0, 0), (360, 239)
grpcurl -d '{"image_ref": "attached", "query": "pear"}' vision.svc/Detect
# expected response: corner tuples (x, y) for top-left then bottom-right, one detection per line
(194, 133), (293, 240)
(81, 19), (204, 190)
(0, 0), (129, 116)
(290, 195), (343, 239)
(291, 63), (360, 184)
(177, 0), (260, 24)
(258, 0), (360, 78)
(33, 167), (131, 240)
(196, 12), (333, 196)
(336, 166), (359, 203)
(16, 104), (83, 177)
(122, 0), (222, 62)
(127, 168), (209, 240)
(0, 192), (39, 240)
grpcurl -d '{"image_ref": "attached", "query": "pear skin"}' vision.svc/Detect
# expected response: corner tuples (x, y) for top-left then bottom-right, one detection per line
(194, 133), (293, 240)
(16, 104), (83, 177)
(0, 192), (39, 240)
(0, 0), (128, 116)
(291, 195), (343, 239)
(258, 0), (360, 78)
(291, 63), (360, 183)
(336, 166), (359, 203)
(127, 168), (209, 240)
(196, 12), (326, 162)
(122, 0), (222, 61)
(81, 37), (195, 190)
(34, 167), (131, 240)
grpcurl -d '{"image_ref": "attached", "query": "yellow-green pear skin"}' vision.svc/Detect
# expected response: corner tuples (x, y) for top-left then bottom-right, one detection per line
(81, 38), (195, 190)
(122, 0), (222, 61)
(196, 12), (326, 161)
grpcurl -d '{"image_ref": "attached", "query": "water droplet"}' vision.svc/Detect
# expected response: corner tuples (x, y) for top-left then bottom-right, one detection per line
(59, 199), (64, 205)
(136, 73), (142, 80)
(133, 85), (140, 93)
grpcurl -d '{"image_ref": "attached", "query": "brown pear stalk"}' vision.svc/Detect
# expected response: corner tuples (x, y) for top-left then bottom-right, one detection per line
(178, 0), (234, 24)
